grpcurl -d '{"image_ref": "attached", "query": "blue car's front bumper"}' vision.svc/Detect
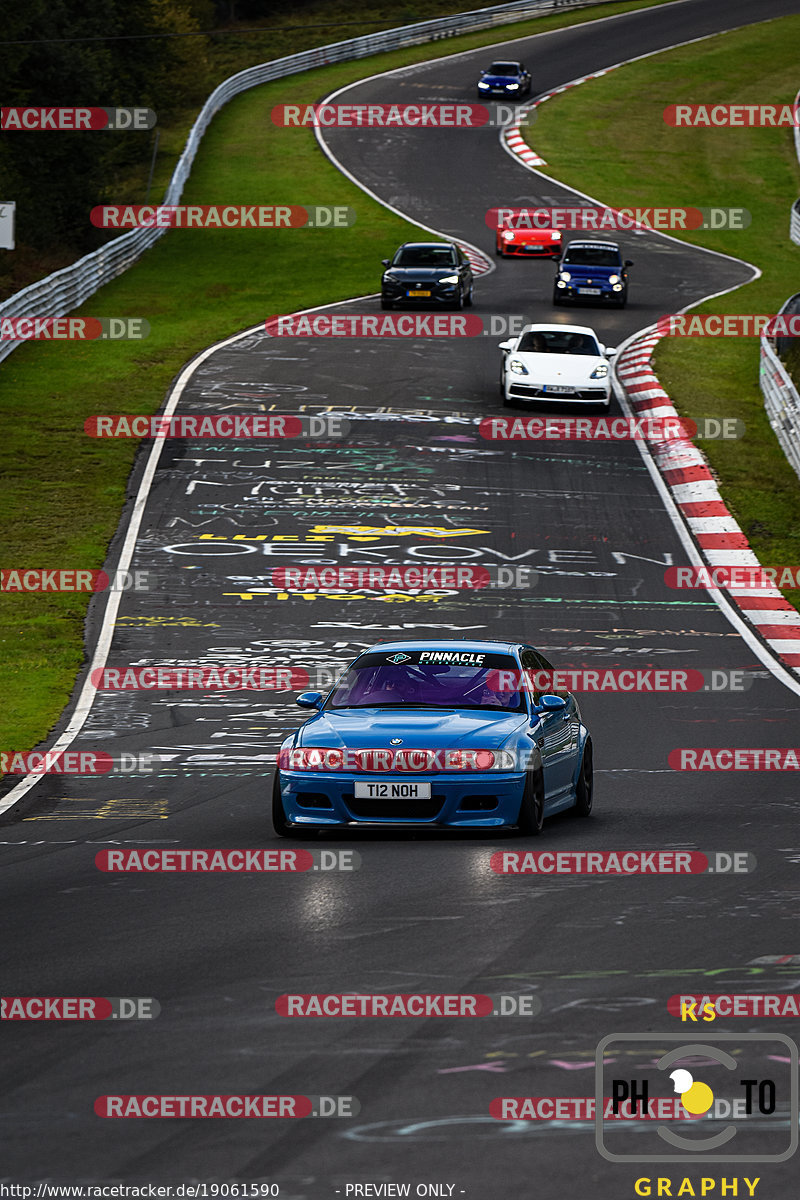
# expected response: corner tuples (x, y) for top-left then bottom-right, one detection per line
(557, 277), (624, 302)
(278, 770), (527, 828)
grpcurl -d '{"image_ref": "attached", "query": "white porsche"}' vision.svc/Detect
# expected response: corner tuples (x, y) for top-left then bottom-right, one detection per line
(498, 323), (616, 408)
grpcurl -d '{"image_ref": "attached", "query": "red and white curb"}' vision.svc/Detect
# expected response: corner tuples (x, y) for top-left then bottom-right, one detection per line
(460, 244), (493, 276)
(616, 333), (800, 674)
(502, 67), (621, 170)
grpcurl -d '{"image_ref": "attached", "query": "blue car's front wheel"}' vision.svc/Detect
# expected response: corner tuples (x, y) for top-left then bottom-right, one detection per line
(516, 767), (544, 836)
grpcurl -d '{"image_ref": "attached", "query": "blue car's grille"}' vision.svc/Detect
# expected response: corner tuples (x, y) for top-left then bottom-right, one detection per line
(344, 793), (445, 820)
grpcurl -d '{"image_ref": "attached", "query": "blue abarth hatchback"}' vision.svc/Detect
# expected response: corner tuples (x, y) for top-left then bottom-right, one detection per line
(272, 640), (593, 836)
(553, 240), (633, 308)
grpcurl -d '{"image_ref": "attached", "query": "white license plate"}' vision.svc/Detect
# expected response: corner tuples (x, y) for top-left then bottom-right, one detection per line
(578, 287), (602, 294)
(408, 289), (431, 297)
(545, 385), (573, 394)
(353, 780), (432, 799)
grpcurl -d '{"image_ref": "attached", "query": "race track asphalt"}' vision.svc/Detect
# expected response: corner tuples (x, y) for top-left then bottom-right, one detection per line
(3, 1), (800, 1194)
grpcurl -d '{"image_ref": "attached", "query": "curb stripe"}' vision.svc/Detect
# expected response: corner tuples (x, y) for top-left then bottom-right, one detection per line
(617, 330), (800, 681)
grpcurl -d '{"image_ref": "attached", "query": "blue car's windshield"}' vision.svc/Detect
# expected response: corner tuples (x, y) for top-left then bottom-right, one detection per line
(488, 62), (521, 75)
(562, 246), (621, 267)
(328, 653), (526, 712)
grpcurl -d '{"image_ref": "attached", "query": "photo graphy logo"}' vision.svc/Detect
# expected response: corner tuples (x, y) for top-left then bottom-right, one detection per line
(596, 1034), (798, 1162)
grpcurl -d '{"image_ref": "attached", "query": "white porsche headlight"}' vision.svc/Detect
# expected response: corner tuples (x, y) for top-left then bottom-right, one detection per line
(590, 363), (609, 379)
(508, 359), (529, 375)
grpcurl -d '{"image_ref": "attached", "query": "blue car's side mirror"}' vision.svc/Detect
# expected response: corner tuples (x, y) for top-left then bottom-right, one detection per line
(535, 694), (567, 712)
(296, 691), (323, 710)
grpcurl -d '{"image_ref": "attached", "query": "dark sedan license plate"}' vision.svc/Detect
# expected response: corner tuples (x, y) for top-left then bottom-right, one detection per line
(354, 780), (432, 799)
(407, 289), (431, 297)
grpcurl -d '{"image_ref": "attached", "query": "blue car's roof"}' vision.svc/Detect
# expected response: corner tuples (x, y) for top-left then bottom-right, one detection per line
(360, 639), (521, 655)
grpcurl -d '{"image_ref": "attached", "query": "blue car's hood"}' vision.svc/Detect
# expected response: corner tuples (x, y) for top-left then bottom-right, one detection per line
(297, 708), (528, 750)
(481, 74), (519, 85)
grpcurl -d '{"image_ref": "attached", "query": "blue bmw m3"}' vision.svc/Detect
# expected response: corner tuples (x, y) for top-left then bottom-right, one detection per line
(272, 640), (593, 836)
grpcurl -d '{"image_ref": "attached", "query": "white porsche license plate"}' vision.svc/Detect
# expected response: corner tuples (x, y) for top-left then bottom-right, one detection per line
(544, 385), (573, 394)
(578, 287), (601, 294)
(353, 780), (432, 799)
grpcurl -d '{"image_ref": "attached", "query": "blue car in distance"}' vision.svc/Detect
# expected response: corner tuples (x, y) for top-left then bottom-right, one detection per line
(477, 60), (532, 99)
(272, 640), (593, 836)
(553, 240), (633, 308)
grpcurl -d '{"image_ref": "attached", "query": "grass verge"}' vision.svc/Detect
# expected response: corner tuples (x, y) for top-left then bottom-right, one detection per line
(522, 13), (800, 610)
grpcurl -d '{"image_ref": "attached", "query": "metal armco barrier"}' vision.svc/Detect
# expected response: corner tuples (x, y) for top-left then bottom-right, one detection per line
(766, 87), (800, 479)
(760, 293), (800, 484)
(0, 0), (603, 363)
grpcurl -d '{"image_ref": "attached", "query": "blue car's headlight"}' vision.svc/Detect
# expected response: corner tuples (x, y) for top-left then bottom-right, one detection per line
(506, 83), (519, 90)
(608, 274), (620, 284)
(478, 81), (490, 89)
(559, 270), (571, 282)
